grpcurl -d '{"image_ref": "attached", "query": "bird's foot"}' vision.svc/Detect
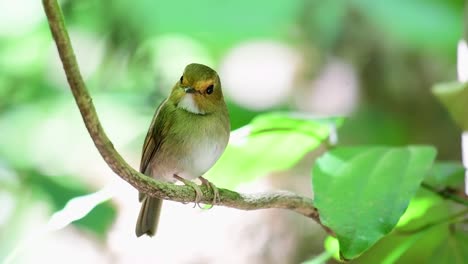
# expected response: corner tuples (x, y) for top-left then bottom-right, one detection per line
(199, 176), (220, 208)
(173, 174), (203, 208)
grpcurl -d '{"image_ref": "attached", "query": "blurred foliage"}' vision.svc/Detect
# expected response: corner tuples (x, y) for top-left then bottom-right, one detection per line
(426, 161), (465, 188)
(207, 113), (342, 188)
(432, 81), (468, 130)
(0, 0), (467, 263)
(26, 170), (116, 238)
(430, 231), (468, 264)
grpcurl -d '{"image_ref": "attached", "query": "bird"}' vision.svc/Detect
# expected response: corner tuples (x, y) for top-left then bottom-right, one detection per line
(135, 63), (230, 237)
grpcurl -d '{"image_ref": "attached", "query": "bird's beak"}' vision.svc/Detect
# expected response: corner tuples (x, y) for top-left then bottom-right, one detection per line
(184, 87), (196, 94)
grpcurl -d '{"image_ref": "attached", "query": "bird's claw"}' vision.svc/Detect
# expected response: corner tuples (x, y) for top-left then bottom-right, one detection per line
(199, 176), (220, 208)
(173, 175), (219, 209)
(173, 174), (203, 208)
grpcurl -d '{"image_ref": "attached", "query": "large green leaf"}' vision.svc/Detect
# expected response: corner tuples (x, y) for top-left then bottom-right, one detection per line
(430, 232), (468, 264)
(312, 146), (436, 260)
(381, 230), (427, 264)
(207, 113), (343, 188)
(432, 81), (468, 130)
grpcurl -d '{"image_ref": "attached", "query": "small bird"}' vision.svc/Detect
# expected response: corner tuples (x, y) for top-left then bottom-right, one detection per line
(135, 63), (230, 237)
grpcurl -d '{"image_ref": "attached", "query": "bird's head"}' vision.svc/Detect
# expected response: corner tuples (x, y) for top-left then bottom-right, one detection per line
(169, 63), (225, 115)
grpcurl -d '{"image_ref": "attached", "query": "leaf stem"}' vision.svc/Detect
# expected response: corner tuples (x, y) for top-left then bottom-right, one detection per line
(421, 182), (468, 206)
(396, 208), (468, 235)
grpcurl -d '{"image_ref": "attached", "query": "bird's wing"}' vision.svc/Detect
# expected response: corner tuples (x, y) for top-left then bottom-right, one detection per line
(139, 98), (171, 174)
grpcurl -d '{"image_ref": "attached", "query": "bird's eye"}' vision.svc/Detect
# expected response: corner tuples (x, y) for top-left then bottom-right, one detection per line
(206, 85), (214, 95)
(180, 76), (184, 83)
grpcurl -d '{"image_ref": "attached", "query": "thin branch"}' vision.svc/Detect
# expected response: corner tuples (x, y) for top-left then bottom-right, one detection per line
(41, 0), (330, 233)
(421, 182), (468, 206)
(396, 208), (468, 235)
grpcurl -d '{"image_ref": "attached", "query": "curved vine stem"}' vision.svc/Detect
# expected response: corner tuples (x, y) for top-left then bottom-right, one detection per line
(41, 0), (332, 234)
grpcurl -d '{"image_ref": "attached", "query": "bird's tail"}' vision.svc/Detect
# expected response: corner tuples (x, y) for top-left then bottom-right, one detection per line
(135, 194), (163, 237)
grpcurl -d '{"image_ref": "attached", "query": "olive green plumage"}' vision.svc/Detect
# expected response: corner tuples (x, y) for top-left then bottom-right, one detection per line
(135, 63), (230, 237)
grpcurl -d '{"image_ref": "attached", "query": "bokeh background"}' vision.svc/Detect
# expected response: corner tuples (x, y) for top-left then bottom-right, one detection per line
(0, 0), (465, 263)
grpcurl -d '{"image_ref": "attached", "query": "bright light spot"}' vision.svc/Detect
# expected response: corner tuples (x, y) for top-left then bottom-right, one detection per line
(220, 41), (300, 110)
(465, 170), (468, 196)
(457, 40), (468, 83)
(0, 0), (43, 36)
(324, 236), (340, 261)
(134, 34), (214, 94)
(228, 125), (252, 146)
(0, 161), (18, 185)
(46, 29), (104, 88)
(462, 132), (468, 195)
(47, 184), (114, 231)
(328, 122), (339, 145)
(0, 192), (14, 225)
(0, 163), (17, 225)
(397, 197), (434, 227)
(296, 58), (358, 115)
(5, 206), (108, 264)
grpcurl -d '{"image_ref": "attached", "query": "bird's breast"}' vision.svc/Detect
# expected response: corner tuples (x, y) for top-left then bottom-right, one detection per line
(187, 137), (224, 176)
(149, 105), (230, 181)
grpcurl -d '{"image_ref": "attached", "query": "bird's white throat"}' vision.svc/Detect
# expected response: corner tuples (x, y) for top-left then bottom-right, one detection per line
(178, 94), (205, 114)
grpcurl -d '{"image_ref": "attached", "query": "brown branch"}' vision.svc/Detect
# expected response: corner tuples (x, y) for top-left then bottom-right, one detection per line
(421, 182), (468, 206)
(41, 0), (329, 233)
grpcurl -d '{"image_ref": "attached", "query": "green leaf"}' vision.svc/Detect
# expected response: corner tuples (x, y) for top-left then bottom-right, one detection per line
(432, 81), (468, 130)
(430, 232), (468, 264)
(312, 146), (437, 260)
(207, 113), (344, 188)
(425, 161), (465, 188)
(323, 236), (340, 261)
(381, 230), (427, 264)
(396, 196), (436, 227)
(27, 171), (116, 238)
